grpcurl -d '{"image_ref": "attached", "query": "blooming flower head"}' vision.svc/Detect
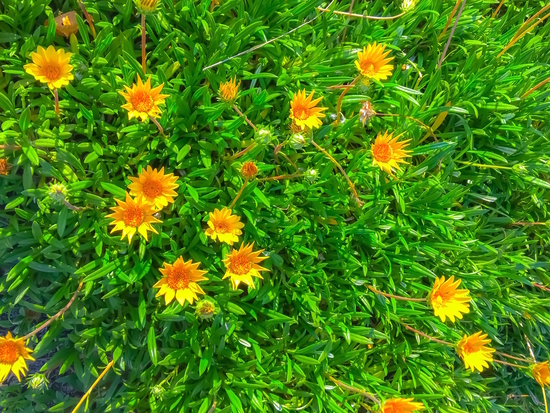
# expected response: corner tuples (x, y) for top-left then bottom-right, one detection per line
(533, 361), (550, 387)
(24, 46), (74, 90)
(371, 131), (411, 175)
(289, 89), (327, 131)
(136, 0), (159, 14)
(219, 76), (240, 103)
(222, 242), (269, 290)
(106, 193), (162, 244)
(359, 101), (376, 126)
(402, 0), (417, 11)
(382, 398), (425, 413)
(0, 332), (34, 383)
(154, 257), (207, 306)
(119, 76), (169, 121)
(428, 276), (471, 323)
(457, 332), (495, 373)
(0, 158), (10, 175)
(128, 166), (179, 210)
(205, 207), (244, 245)
(355, 42), (394, 81)
(241, 161), (258, 179)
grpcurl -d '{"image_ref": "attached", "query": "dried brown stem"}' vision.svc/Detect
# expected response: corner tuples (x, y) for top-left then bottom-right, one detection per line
(141, 14), (147, 73)
(533, 283), (550, 292)
(24, 281), (83, 340)
(521, 76), (550, 99)
(492, 0), (506, 18)
(54, 89), (60, 115)
(437, 0), (462, 41)
(340, 0), (355, 43)
(492, 359), (527, 369)
(311, 140), (362, 206)
(438, 0), (466, 69)
(149, 116), (165, 136)
(498, 6), (550, 58)
(227, 142), (258, 161)
(400, 322), (454, 346)
(327, 376), (379, 404)
(77, 0), (96, 39)
(367, 285), (427, 302)
(317, 7), (405, 20)
(335, 75), (360, 124)
(233, 104), (258, 131)
(258, 173), (304, 182)
(494, 351), (531, 363)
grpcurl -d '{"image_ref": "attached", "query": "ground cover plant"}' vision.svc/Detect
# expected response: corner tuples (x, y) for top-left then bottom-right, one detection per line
(1, 0), (550, 411)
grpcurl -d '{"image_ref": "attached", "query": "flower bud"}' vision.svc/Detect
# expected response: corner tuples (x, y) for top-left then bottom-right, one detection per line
(195, 298), (219, 321)
(48, 182), (68, 203)
(305, 169), (318, 183)
(28, 373), (49, 392)
(290, 133), (308, 150)
(150, 384), (165, 399)
(241, 161), (258, 179)
(255, 128), (273, 144)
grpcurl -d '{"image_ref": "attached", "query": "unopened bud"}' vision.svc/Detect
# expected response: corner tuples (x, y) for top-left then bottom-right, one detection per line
(28, 373), (49, 392)
(290, 133), (308, 150)
(48, 182), (68, 203)
(195, 298), (219, 321)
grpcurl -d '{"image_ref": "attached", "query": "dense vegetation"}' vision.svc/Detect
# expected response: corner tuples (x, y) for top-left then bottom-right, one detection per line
(1, 0), (550, 412)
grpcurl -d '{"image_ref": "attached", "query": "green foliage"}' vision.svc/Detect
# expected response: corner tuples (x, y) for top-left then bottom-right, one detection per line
(1, 0), (550, 412)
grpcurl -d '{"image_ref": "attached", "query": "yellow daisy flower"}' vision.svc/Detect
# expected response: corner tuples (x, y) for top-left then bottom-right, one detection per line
(371, 131), (411, 175)
(457, 332), (495, 373)
(241, 161), (258, 179)
(428, 276), (471, 323)
(355, 42), (394, 81)
(219, 76), (240, 103)
(24, 45), (74, 90)
(154, 257), (208, 306)
(128, 166), (179, 210)
(205, 208), (245, 245)
(106, 193), (162, 244)
(382, 398), (425, 413)
(222, 242), (268, 290)
(533, 361), (550, 387)
(119, 76), (169, 122)
(0, 332), (35, 383)
(289, 89), (327, 131)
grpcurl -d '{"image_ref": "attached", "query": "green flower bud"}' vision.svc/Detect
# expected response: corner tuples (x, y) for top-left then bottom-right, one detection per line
(290, 133), (308, 150)
(48, 182), (68, 203)
(27, 373), (49, 392)
(195, 298), (219, 321)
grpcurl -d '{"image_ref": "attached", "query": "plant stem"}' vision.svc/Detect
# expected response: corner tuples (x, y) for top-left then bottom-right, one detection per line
(141, 14), (146, 74)
(229, 180), (248, 209)
(492, 359), (527, 369)
(340, 0), (355, 43)
(71, 359), (114, 413)
(492, 0), (506, 18)
(24, 281), (83, 340)
(438, 0), (466, 69)
(258, 173), (305, 182)
(438, 0), (462, 41)
(78, 0), (96, 39)
(521, 75), (550, 99)
(367, 285), (427, 302)
(327, 375), (379, 404)
(227, 142), (257, 161)
(149, 116), (165, 136)
(335, 75), (360, 124)
(54, 89), (60, 115)
(533, 283), (550, 292)
(494, 351), (531, 363)
(277, 151), (298, 171)
(498, 5), (550, 58)
(317, 7), (405, 20)
(233, 104), (257, 131)
(400, 322), (454, 346)
(542, 384), (549, 413)
(376, 113), (437, 141)
(311, 140), (362, 206)
(455, 160), (512, 170)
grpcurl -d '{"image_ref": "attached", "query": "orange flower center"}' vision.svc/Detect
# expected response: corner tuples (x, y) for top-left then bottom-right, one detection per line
(360, 60), (378, 77)
(43, 64), (61, 81)
(293, 104), (311, 121)
(0, 341), (20, 364)
(167, 265), (190, 290)
(431, 288), (453, 308)
(213, 220), (229, 234)
(0, 159), (7, 175)
(131, 91), (154, 113)
(143, 179), (163, 199)
(123, 205), (144, 227)
(462, 339), (481, 355)
(373, 142), (392, 163)
(241, 162), (258, 178)
(230, 254), (252, 275)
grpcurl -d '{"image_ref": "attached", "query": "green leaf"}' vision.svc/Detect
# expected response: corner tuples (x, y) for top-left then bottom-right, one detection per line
(148, 326), (158, 366)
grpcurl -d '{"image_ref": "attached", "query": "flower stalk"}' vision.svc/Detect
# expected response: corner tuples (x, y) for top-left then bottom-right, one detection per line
(229, 180), (248, 209)
(71, 359), (114, 413)
(258, 173), (305, 182)
(233, 104), (258, 131)
(24, 281), (83, 340)
(367, 285), (427, 302)
(54, 89), (60, 115)
(327, 375), (379, 404)
(141, 14), (147, 73)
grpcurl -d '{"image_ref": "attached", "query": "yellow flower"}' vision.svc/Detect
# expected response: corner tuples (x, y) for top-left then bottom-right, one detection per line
(382, 398), (425, 413)
(205, 208), (245, 245)
(355, 42), (394, 81)
(154, 257), (207, 306)
(222, 242), (268, 289)
(106, 193), (162, 244)
(533, 361), (550, 387)
(428, 276), (471, 323)
(24, 46), (74, 90)
(241, 161), (258, 179)
(457, 332), (495, 373)
(136, 0), (159, 14)
(0, 332), (34, 383)
(62, 15), (71, 26)
(119, 76), (169, 122)
(128, 166), (179, 210)
(219, 76), (240, 103)
(371, 131), (411, 175)
(289, 89), (327, 131)
(0, 158), (9, 175)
